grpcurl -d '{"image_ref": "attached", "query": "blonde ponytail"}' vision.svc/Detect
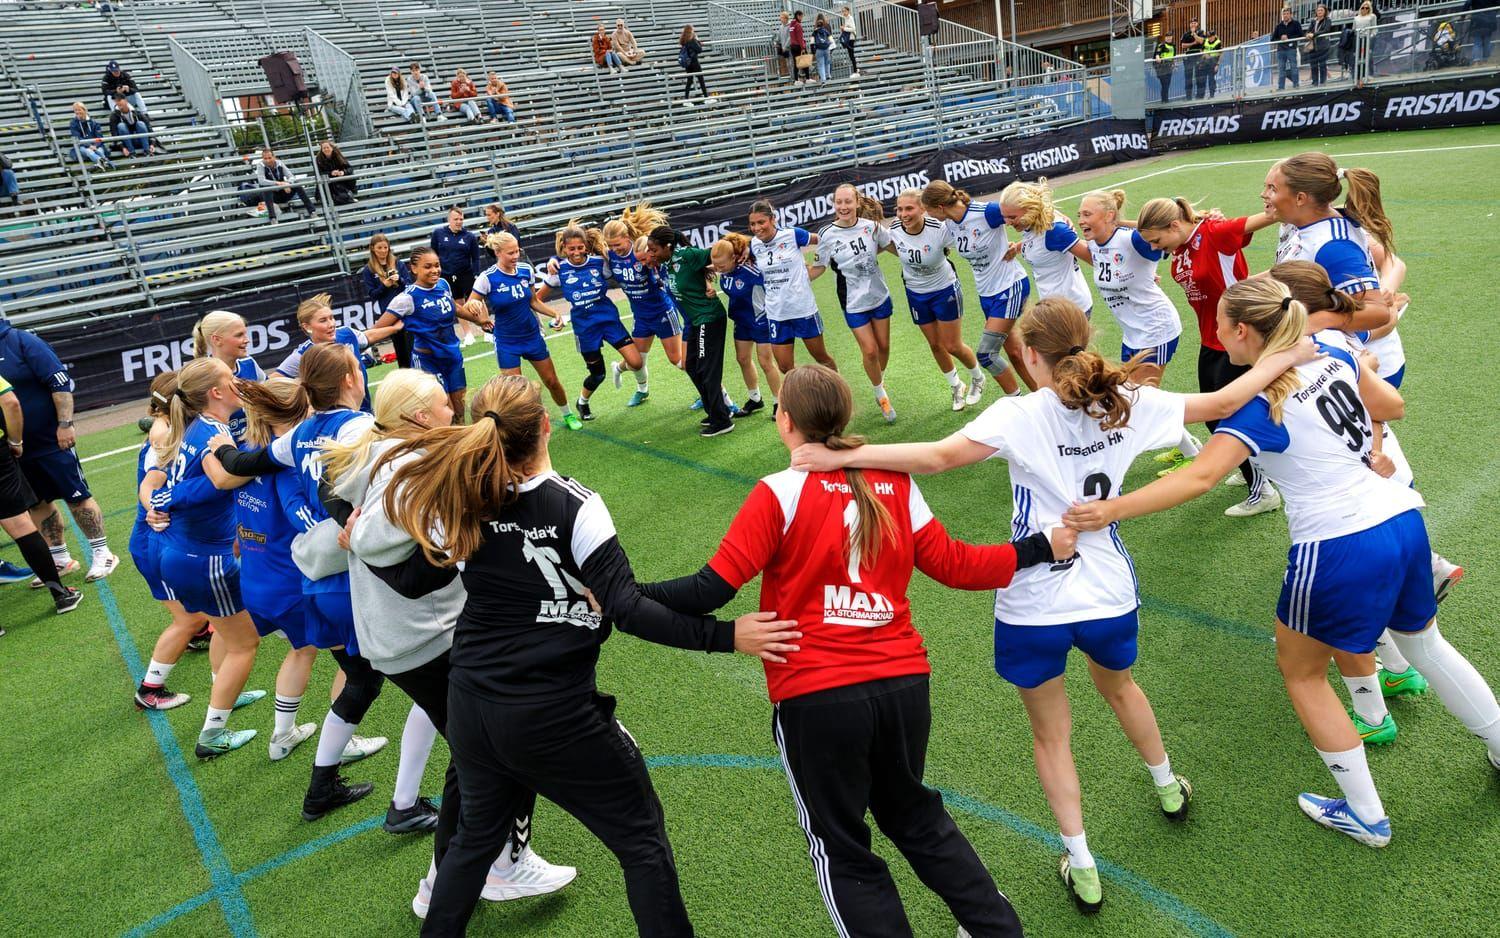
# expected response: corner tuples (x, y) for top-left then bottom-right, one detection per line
(1221, 275), (1308, 423)
(320, 369), (444, 485)
(192, 310), (246, 359)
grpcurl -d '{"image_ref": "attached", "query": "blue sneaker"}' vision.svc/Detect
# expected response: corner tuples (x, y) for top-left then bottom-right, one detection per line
(0, 560), (33, 585)
(689, 397), (704, 411)
(1296, 793), (1391, 847)
(627, 389), (649, 407)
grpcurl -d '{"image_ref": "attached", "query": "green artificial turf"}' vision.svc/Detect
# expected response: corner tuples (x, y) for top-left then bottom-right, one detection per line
(3, 125), (1498, 938)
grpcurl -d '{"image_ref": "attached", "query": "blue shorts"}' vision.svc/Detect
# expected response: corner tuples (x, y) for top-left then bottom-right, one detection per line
(767, 313), (824, 345)
(495, 331), (551, 370)
(979, 279), (1031, 321)
(730, 309), (771, 344)
(18, 448), (91, 503)
(1277, 509), (1436, 654)
(412, 342), (466, 393)
(1121, 337), (1179, 367)
(128, 524), (169, 602)
(994, 608), (1140, 689)
(906, 285), (962, 326)
(158, 546), (243, 619)
(246, 591), (313, 648)
(1383, 365), (1405, 388)
(575, 317), (632, 355)
(632, 306), (683, 340)
(843, 297), (894, 330)
(305, 589), (360, 656)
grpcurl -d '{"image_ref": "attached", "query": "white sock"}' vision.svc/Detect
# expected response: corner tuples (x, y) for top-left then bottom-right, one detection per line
(1006, 389), (1023, 397)
(942, 368), (961, 390)
(144, 659), (175, 688)
(392, 704), (439, 811)
(1391, 624), (1500, 761)
(969, 364), (986, 384)
(1177, 429), (1202, 457)
(635, 363), (649, 389)
(274, 694), (303, 736)
(1374, 631), (1413, 674)
(201, 706), (231, 735)
(314, 710), (358, 768)
(872, 383), (887, 401)
(49, 543), (74, 568)
(1316, 744), (1385, 821)
(557, 404), (573, 418)
(89, 535), (109, 561)
(1060, 831), (1094, 869)
(748, 388), (762, 402)
(1146, 756), (1174, 787)
(1342, 673), (1389, 726)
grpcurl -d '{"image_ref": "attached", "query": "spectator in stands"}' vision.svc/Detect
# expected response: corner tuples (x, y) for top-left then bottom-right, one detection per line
(484, 72), (516, 123)
(68, 103), (112, 169)
(613, 19), (645, 65)
(100, 60), (147, 115)
(449, 68), (482, 123)
(775, 11), (792, 79)
(0, 153), (18, 207)
(839, 6), (860, 78)
(680, 25), (709, 103)
(362, 233), (413, 367)
(790, 10), (812, 83)
(257, 147), (316, 221)
(1471, 0), (1499, 62)
(385, 66), (417, 122)
(812, 14), (833, 83)
(594, 23), (625, 74)
(1307, 3), (1335, 85)
(1153, 35), (1177, 102)
(1179, 18), (1205, 99)
(432, 205), (483, 345)
(1272, 7), (1304, 89)
(108, 97), (156, 158)
(409, 63), (443, 119)
(315, 140), (357, 206)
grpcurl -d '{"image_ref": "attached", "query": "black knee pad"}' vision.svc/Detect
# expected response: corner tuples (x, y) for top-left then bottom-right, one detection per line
(582, 353), (607, 393)
(330, 650), (385, 723)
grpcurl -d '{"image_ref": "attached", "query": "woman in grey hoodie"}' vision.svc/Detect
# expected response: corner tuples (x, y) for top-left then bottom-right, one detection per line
(323, 368), (577, 919)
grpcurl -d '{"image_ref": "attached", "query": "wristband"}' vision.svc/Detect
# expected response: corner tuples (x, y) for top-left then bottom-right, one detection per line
(1012, 531), (1055, 570)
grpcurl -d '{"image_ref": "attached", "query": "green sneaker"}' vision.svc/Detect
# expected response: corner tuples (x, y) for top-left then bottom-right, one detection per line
(1379, 667), (1429, 698)
(195, 728), (257, 760)
(627, 389), (649, 407)
(1059, 855), (1102, 913)
(1153, 447), (1185, 465)
(1155, 454), (1194, 478)
(562, 413), (584, 431)
(233, 689), (266, 710)
(1352, 711), (1398, 745)
(1156, 774), (1193, 820)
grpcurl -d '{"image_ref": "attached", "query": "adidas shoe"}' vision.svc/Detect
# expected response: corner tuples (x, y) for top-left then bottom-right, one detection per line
(384, 796), (441, 834)
(1378, 667), (1429, 699)
(1352, 711), (1398, 745)
(53, 587), (84, 614)
(1156, 774), (1192, 820)
(85, 551), (119, 582)
(195, 728), (257, 760)
(1225, 484), (1282, 518)
(233, 689), (267, 710)
(31, 558), (81, 588)
(1296, 793), (1391, 847)
(1059, 855), (1102, 913)
(135, 686), (191, 711)
(340, 734), (388, 764)
(482, 846), (578, 901)
(268, 723), (318, 761)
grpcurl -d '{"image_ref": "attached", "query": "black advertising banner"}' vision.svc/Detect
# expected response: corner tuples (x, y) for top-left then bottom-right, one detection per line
(1150, 73), (1500, 150)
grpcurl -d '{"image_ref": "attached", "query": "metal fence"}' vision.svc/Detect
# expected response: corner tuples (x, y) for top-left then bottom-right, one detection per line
(167, 38), (228, 126)
(307, 29), (374, 140)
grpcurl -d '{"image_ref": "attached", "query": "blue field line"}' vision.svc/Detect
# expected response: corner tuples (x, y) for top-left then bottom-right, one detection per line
(72, 517), (259, 938)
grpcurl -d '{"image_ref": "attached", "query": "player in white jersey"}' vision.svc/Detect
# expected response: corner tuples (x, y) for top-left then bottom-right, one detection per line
(793, 296), (1317, 912)
(748, 199), (839, 375)
(1066, 275), (1500, 849)
(810, 184), (898, 421)
(922, 181), (1026, 397)
(889, 189), (988, 413)
(998, 179), (1094, 390)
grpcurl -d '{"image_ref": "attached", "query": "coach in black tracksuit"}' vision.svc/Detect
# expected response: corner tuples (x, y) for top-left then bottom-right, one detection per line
(431, 206), (482, 302)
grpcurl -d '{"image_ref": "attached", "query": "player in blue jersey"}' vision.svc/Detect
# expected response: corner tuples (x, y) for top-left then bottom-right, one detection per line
(374, 247), (489, 422)
(271, 292), (405, 411)
(536, 222), (646, 422)
(1065, 275), (1500, 848)
(603, 204), (685, 406)
(712, 232), (781, 416)
(466, 232), (584, 431)
(147, 357), (265, 759)
(192, 310), (266, 442)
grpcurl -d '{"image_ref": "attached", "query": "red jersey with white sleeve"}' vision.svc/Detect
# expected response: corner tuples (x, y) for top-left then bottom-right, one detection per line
(708, 467), (1022, 704)
(1168, 216), (1251, 352)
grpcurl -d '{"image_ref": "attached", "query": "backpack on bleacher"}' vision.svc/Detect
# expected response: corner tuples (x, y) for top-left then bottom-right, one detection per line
(679, 45), (692, 68)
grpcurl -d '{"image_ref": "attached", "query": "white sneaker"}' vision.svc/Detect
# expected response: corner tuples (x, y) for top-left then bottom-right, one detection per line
(1432, 554), (1464, 604)
(269, 722), (318, 761)
(86, 551), (119, 582)
(482, 846), (578, 901)
(460, 332), (477, 348)
(611, 359), (624, 389)
(1223, 472), (1248, 487)
(951, 383), (966, 412)
(30, 558), (81, 588)
(412, 873), (432, 919)
(1224, 484), (1281, 518)
(965, 376), (985, 406)
(340, 734), (388, 764)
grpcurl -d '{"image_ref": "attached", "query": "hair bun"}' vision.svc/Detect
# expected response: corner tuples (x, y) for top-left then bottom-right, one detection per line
(1067, 345), (1085, 356)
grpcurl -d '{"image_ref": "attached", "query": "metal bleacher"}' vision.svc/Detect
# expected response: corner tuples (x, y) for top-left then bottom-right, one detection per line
(0, 0), (1096, 331)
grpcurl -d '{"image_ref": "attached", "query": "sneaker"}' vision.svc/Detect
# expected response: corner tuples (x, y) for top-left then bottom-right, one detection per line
(1296, 793), (1391, 847)
(701, 420), (736, 438)
(30, 558), (81, 588)
(460, 332), (476, 348)
(878, 396), (897, 423)
(233, 689), (266, 710)
(1379, 667), (1429, 698)
(186, 625), (212, 652)
(1153, 447), (1186, 466)
(85, 551), (119, 582)
(562, 413), (584, 431)
(1224, 484), (1282, 518)
(1154, 452), (1194, 477)
(965, 376), (985, 406)
(482, 846), (578, 901)
(1058, 855), (1102, 913)
(268, 722), (318, 761)
(1432, 556), (1464, 604)
(384, 796), (441, 834)
(54, 587), (83, 614)
(1352, 711), (1398, 745)
(340, 734), (388, 764)
(951, 384), (966, 412)
(577, 400), (594, 421)
(611, 360), (624, 389)
(1223, 472), (1248, 487)
(301, 770), (375, 821)
(135, 686), (191, 710)
(195, 727), (257, 760)
(1156, 774), (1192, 820)
(627, 389), (649, 407)
(0, 560), (33, 584)
(689, 397), (705, 411)
(740, 397), (765, 416)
